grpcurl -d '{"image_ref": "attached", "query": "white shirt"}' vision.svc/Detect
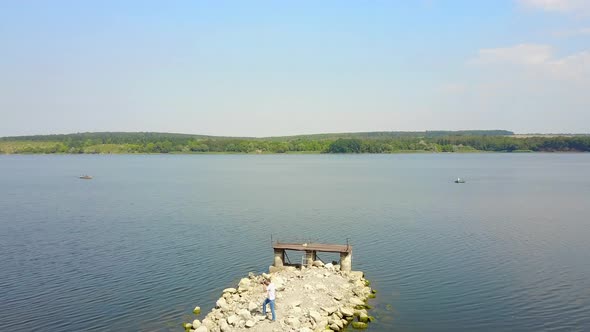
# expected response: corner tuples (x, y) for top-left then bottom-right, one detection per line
(266, 282), (276, 301)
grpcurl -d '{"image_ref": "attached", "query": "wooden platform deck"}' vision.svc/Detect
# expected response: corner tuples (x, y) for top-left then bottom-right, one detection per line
(272, 242), (352, 253)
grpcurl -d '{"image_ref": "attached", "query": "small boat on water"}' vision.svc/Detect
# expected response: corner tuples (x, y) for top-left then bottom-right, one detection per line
(79, 175), (93, 180)
(454, 178), (465, 183)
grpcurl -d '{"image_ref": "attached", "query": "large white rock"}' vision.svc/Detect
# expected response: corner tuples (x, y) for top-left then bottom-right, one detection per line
(309, 310), (322, 323)
(216, 298), (228, 310)
(286, 317), (301, 329)
(238, 278), (251, 290)
(245, 320), (256, 328)
(237, 308), (252, 320)
(348, 271), (364, 280)
(194, 326), (208, 332)
(239, 277), (251, 286)
(349, 298), (365, 306)
(214, 310), (225, 320)
(192, 319), (201, 328)
(321, 306), (337, 315)
(312, 260), (324, 267)
(273, 276), (286, 290)
(340, 307), (354, 317)
(248, 301), (258, 312)
(223, 288), (237, 294)
(219, 320), (230, 332)
(329, 323), (340, 331)
(201, 318), (215, 330)
(227, 315), (239, 326)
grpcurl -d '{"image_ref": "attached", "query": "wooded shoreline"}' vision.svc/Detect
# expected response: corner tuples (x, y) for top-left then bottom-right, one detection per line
(1, 131), (589, 154)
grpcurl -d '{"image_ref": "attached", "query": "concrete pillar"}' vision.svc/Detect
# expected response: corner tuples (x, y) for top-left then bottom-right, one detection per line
(340, 252), (352, 272)
(305, 250), (316, 267)
(274, 249), (285, 267)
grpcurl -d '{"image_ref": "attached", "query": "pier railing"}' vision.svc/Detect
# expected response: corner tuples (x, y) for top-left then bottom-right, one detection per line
(271, 238), (352, 272)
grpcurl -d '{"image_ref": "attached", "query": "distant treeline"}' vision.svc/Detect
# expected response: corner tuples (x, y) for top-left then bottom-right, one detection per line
(1, 131), (589, 154)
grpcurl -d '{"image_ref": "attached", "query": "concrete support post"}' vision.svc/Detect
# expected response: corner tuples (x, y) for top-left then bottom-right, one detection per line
(305, 250), (317, 267)
(340, 251), (352, 272)
(274, 249), (285, 267)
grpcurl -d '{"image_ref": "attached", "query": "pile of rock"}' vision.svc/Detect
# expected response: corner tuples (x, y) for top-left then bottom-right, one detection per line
(184, 262), (375, 332)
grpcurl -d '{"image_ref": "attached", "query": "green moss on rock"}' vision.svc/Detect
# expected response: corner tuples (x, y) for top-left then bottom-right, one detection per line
(352, 321), (369, 329)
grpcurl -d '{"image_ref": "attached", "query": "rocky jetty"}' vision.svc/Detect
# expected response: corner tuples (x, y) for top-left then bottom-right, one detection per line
(184, 262), (375, 332)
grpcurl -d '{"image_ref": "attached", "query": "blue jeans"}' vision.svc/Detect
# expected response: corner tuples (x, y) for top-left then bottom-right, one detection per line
(262, 298), (276, 321)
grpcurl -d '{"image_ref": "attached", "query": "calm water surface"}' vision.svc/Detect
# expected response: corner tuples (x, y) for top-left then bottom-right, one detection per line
(1, 154), (589, 331)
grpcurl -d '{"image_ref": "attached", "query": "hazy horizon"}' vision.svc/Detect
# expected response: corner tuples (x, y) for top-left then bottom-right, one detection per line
(4, 129), (590, 140)
(1, 0), (589, 137)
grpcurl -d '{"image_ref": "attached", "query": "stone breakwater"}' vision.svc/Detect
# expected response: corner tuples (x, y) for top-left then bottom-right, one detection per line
(184, 262), (376, 332)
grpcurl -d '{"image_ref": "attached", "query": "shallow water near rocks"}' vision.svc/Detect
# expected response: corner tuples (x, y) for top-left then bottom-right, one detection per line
(1, 154), (589, 331)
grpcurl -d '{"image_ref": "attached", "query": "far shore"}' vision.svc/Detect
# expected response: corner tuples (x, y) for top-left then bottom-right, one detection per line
(3, 150), (590, 156)
(2, 130), (589, 154)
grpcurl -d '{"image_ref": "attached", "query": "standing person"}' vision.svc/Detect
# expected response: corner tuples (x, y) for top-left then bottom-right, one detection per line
(262, 279), (276, 321)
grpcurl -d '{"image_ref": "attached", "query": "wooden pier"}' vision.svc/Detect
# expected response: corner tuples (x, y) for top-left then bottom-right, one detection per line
(272, 241), (352, 272)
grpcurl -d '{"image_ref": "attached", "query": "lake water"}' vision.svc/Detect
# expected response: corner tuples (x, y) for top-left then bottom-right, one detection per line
(1, 154), (589, 331)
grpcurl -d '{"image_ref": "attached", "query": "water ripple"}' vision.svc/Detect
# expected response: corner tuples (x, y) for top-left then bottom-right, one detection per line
(1, 154), (589, 331)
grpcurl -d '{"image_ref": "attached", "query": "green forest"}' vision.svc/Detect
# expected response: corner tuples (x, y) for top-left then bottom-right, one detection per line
(1, 131), (589, 154)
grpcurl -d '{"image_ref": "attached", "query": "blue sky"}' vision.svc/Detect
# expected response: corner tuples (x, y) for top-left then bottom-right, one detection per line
(1, 0), (588, 136)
